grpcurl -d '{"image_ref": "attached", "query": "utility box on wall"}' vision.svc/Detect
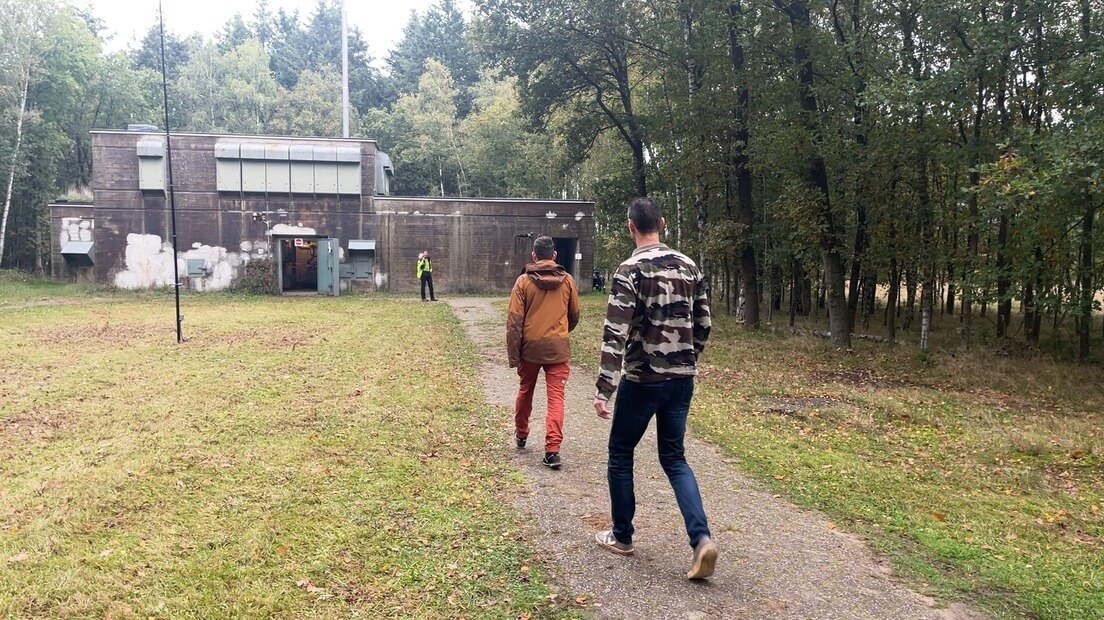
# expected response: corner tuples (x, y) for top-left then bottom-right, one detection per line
(347, 239), (375, 279)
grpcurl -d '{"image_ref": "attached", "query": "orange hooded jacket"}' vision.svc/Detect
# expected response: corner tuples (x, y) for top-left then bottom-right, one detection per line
(506, 260), (580, 368)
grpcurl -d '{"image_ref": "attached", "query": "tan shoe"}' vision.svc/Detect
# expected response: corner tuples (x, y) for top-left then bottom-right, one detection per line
(686, 536), (717, 580)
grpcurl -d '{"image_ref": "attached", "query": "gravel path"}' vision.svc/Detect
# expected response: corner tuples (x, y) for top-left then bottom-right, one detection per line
(447, 297), (983, 620)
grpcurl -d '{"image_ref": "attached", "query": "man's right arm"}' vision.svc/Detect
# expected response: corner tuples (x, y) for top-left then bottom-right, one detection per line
(506, 278), (526, 368)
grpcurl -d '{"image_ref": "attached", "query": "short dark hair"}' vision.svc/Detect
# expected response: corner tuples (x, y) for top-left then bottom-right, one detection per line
(627, 196), (662, 233)
(533, 235), (556, 259)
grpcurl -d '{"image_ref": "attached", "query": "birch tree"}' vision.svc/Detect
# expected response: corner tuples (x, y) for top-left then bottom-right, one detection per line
(0, 0), (53, 266)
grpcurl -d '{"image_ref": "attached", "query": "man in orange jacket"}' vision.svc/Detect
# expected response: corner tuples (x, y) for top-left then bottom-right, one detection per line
(507, 235), (581, 469)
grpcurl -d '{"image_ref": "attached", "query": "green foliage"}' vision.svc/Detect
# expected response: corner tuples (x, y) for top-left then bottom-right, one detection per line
(387, 0), (480, 116)
(4, 0), (1102, 360)
(228, 257), (278, 295)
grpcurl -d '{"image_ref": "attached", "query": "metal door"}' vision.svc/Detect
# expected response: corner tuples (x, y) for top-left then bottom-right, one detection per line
(317, 238), (339, 296)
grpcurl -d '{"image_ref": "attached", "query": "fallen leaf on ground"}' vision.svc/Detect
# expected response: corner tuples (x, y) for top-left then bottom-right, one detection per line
(825, 522), (837, 530)
(8, 552), (29, 563)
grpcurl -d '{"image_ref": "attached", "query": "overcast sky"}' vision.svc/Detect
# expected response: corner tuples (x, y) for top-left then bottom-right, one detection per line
(78, 0), (470, 64)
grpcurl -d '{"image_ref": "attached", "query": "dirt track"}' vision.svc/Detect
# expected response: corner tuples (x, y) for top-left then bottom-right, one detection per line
(448, 297), (983, 620)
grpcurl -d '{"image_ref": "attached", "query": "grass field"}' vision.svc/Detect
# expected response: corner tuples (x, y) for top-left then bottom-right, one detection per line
(4, 273), (1102, 619)
(0, 281), (575, 619)
(573, 293), (1104, 620)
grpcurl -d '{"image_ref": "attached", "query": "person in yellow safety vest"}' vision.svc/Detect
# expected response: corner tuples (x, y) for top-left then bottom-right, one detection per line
(417, 251), (437, 301)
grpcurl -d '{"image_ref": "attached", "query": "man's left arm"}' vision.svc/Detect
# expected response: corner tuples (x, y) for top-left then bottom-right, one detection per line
(692, 270), (711, 356)
(567, 275), (580, 332)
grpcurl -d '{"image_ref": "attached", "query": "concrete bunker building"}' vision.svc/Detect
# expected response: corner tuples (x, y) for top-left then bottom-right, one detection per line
(51, 130), (595, 295)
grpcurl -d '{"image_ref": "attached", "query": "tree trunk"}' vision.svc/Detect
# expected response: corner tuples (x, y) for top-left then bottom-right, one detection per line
(683, 4), (710, 287)
(994, 0), (1015, 338)
(727, 1), (760, 329)
(0, 73), (30, 267)
(781, 0), (850, 348)
(861, 273), (876, 329)
(801, 264), (813, 316)
(920, 280), (934, 351)
(772, 263), (785, 311)
(790, 259), (799, 327)
(961, 25), (987, 349)
(1077, 203), (1096, 361)
(904, 267), (917, 330)
(832, 0), (869, 336)
(887, 256), (899, 343)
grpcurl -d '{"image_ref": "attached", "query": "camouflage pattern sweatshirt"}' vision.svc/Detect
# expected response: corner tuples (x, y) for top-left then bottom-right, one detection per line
(595, 243), (711, 401)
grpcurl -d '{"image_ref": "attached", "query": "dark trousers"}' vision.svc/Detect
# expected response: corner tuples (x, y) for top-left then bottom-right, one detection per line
(420, 273), (435, 300)
(607, 377), (710, 548)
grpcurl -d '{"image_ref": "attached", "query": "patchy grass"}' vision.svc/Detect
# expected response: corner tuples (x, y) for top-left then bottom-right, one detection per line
(574, 294), (1103, 620)
(0, 287), (576, 619)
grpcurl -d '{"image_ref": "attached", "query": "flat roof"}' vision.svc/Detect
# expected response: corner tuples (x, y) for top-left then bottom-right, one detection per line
(91, 130), (377, 145)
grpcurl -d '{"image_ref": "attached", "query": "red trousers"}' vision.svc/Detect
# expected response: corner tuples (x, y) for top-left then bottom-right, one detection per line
(514, 360), (570, 453)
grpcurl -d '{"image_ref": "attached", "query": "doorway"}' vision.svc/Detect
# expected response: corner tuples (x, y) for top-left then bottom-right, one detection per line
(280, 238), (318, 291)
(552, 237), (578, 278)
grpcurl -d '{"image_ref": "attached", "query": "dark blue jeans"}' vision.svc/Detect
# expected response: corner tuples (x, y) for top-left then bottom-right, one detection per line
(607, 377), (710, 548)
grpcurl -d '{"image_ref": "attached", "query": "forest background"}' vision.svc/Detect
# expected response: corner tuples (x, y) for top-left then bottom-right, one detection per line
(1, 0), (1102, 360)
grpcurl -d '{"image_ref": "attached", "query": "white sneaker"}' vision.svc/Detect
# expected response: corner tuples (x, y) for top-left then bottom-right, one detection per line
(594, 530), (634, 555)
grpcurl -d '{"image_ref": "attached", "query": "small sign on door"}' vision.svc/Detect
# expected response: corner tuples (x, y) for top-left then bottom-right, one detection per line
(574, 253), (583, 260)
(294, 237), (304, 247)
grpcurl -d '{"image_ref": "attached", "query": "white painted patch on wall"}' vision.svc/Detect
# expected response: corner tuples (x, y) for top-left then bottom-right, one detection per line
(114, 234), (179, 290)
(546, 211), (557, 219)
(269, 223), (317, 236)
(575, 211), (585, 221)
(114, 233), (268, 291)
(59, 217), (93, 247)
(375, 271), (388, 288)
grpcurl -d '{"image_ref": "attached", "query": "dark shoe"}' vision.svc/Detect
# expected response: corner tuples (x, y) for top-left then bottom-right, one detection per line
(541, 452), (561, 469)
(431, 298), (439, 301)
(421, 298), (428, 302)
(595, 530), (634, 555)
(515, 434), (527, 449)
(687, 536), (718, 580)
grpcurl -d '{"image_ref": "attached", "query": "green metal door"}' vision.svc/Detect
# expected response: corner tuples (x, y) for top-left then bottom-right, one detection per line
(317, 238), (339, 296)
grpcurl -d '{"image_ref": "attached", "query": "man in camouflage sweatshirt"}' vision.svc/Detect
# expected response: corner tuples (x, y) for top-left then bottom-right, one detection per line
(592, 196), (718, 580)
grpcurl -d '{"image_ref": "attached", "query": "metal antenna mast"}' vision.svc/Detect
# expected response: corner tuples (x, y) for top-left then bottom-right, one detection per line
(341, 0), (350, 137)
(158, 0), (183, 343)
